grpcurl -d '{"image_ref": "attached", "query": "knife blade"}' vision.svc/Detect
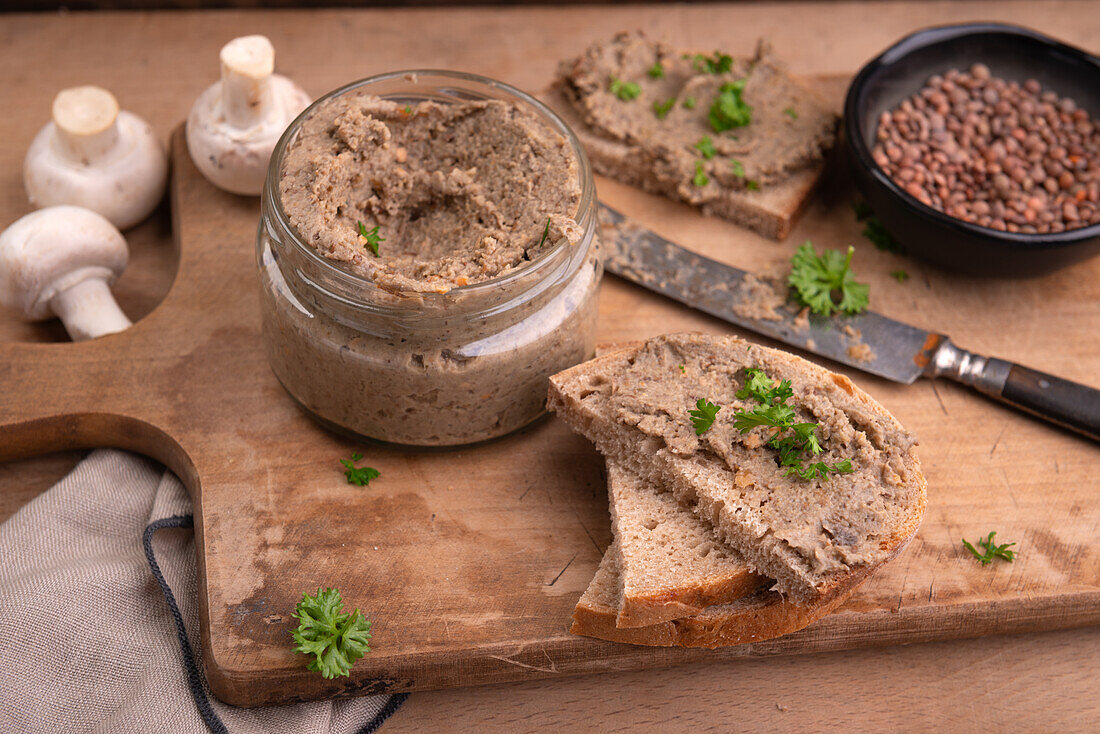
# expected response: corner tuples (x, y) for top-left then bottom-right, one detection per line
(598, 202), (1100, 441)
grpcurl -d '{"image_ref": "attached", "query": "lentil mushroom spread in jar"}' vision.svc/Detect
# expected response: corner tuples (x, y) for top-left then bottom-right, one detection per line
(257, 71), (602, 447)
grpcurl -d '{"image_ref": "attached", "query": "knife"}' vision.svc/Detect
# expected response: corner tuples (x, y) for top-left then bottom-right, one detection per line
(598, 203), (1100, 442)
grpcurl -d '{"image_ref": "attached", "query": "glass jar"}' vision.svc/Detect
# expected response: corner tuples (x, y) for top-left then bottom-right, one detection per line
(257, 71), (601, 447)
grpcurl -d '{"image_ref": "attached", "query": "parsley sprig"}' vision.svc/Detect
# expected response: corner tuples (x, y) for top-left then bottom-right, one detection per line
(647, 60), (665, 79)
(709, 80), (752, 132)
(653, 97), (676, 119)
(357, 221), (384, 257)
(691, 51), (734, 75)
(788, 242), (869, 317)
(537, 216), (551, 248)
(609, 77), (641, 101)
(854, 202), (903, 253)
(689, 398), (720, 435)
(692, 161), (709, 187)
(341, 453), (380, 487)
(694, 135), (717, 160)
(733, 368), (854, 481)
(291, 587), (372, 679)
(962, 532), (1017, 565)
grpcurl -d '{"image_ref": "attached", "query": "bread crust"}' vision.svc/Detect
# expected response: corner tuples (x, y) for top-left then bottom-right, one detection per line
(618, 574), (765, 628)
(570, 542), (903, 648)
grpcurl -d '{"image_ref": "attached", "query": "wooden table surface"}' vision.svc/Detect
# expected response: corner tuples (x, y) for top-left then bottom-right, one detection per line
(1, 1), (1098, 730)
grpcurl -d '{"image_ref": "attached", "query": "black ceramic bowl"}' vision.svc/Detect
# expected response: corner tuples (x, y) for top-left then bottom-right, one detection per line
(844, 23), (1100, 277)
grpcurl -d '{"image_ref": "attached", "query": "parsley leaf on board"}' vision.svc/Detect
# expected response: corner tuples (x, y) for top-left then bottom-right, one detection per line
(692, 51), (734, 74)
(648, 60), (665, 79)
(853, 202), (904, 253)
(783, 106), (798, 120)
(609, 77), (641, 101)
(653, 97), (676, 119)
(891, 269), (909, 282)
(694, 135), (717, 159)
(341, 452), (380, 487)
(291, 587), (372, 679)
(357, 221), (384, 257)
(682, 96), (696, 109)
(746, 179), (760, 190)
(730, 159), (745, 178)
(689, 398), (721, 435)
(692, 161), (709, 187)
(962, 532), (1017, 565)
(709, 80), (753, 132)
(788, 242), (869, 317)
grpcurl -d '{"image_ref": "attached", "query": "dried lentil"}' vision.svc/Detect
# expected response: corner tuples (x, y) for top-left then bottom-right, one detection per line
(873, 64), (1099, 233)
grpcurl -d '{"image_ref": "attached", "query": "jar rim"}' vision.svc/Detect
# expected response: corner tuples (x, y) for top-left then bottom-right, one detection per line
(262, 69), (597, 304)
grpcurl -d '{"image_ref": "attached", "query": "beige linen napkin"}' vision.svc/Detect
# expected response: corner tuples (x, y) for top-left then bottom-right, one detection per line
(0, 449), (406, 733)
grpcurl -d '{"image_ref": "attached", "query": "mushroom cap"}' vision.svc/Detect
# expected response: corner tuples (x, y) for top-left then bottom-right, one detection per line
(0, 205), (128, 321)
(23, 111), (168, 229)
(186, 74), (311, 195)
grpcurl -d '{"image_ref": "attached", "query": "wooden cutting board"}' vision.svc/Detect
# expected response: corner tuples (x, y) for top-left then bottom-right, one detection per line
(1, 88), (1098, 705)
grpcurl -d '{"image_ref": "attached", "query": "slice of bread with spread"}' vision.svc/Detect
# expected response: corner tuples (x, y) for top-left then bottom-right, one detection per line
(608, 461), (765, 628)
(548, 31), (838, 239)
(549, 333), (926, 609)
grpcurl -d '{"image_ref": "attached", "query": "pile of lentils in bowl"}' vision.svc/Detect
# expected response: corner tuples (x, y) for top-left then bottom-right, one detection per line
(873, 64), (1099, 234)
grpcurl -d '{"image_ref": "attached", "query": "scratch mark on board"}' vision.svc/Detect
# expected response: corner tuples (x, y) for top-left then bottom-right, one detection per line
(989, 426), (1007, 458)
(573, 509), (604, 555)
(546, 554), (578, 587)
(929, 380), (948, 415)
(517, 481), (535, 502)
(1000, 468), (1019, 510)
(487, 654), (558, 674)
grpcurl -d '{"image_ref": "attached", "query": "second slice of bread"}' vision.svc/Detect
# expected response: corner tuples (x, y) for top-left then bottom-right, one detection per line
(572, 534), (865, 648)
(608, 461), (764, 628)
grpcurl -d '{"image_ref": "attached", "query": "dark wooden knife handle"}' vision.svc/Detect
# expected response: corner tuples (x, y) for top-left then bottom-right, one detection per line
(930, 341), (1100, 443)
(998, 362), (1100, 441)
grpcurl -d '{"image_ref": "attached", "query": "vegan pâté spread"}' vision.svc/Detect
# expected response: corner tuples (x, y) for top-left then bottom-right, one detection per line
(262, 85), (600, 446)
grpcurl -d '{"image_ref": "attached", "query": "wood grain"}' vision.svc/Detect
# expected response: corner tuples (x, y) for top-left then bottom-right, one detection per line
(385, 626), (1100, 732)
(0, 0), (1098, 713)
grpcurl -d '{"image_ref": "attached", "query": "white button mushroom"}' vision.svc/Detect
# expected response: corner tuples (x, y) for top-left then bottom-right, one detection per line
(23, 86), (168, 230)
(186, 35), (311, 195)
(0, 206), (132, 341)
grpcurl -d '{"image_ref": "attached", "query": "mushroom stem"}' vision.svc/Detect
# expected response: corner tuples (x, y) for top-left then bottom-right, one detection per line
(52, 86), (121, 164)
(220, 35), (276, 130)
(49, 277), (131, 341)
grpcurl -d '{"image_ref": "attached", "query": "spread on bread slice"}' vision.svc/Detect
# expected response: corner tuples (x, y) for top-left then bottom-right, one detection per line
(548, 31), (838, 239)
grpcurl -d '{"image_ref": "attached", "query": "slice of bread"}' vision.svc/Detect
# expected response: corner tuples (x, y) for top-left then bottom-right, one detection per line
(607, 461), (765, 628)
(545, 85), (823, 240)
(571, 534), (864, 648)
(549, 333), (926, 607)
